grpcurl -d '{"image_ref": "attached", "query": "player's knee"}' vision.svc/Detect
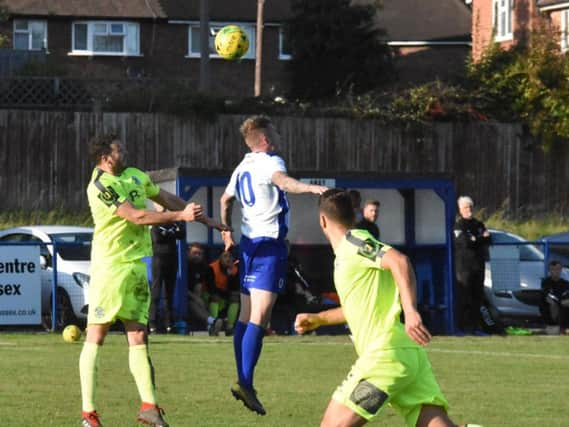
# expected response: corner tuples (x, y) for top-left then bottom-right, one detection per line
(417, 404), (454, 427)
(249, 314), (271, 328)
(249, 303), (275, 326)
(320, 410), (367, 427)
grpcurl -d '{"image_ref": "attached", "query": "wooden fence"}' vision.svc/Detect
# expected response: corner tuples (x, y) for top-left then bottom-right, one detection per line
(0, 109), (565, 216)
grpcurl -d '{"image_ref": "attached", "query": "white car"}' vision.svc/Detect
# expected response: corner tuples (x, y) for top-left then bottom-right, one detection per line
(484, 229), (568, 324)
(0, 226), (92, 329)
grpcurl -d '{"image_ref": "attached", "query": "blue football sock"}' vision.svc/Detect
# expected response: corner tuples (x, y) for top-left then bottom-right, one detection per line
(241, 322), (265, 389)
(233, 320), (248, 384)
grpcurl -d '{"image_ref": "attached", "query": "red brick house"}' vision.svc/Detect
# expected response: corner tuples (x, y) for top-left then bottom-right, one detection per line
(472, 0), (569, 60)
(0, 0), (292, 97)
(0, 0), (472, 99)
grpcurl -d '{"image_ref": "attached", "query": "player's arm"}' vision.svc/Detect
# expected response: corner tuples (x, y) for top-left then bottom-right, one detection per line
(381, 248), (432, 346)
(116, 199), (203, 225)
(151, 188), (187, 211)
(151, 189), (229, 231)
(220, 191), (237, 251)
(271, 171), (327, 195)
(294, 307), (345, 335)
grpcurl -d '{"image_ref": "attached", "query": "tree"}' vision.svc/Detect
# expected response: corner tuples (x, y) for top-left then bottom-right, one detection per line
(467, 23), (569, 147)
(287, 0), (392, 99)
(0, 1), (9, 47)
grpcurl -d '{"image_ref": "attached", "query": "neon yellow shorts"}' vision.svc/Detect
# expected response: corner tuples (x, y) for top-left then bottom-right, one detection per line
(87, 259), (150, 325)
(332, 347), (449, 426)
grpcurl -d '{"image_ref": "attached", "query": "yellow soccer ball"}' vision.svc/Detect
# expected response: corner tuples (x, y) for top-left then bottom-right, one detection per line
(62, 324), (82, 342)
(215, 25), (249, 60)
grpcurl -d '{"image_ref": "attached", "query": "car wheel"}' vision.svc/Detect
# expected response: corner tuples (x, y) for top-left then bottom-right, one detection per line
(42, 290), (78, 331)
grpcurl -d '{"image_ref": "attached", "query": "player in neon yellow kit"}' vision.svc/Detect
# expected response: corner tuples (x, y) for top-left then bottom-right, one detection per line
(81, 134), (226, 427)
(295, 189), (473, 427)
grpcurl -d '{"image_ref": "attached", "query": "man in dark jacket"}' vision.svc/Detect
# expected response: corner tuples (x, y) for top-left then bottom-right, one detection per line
(453, 196), (491, 335)
(149, 203), (186, 333)
(355, 199), (380, 239)
(541, 260), (569, 335)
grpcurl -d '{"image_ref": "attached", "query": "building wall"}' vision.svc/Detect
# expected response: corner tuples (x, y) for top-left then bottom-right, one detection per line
(393, 46), (470, 85)
(0, 18), (291, 97)
(472, 0), (495, 60)
(472, 0), (564, 61)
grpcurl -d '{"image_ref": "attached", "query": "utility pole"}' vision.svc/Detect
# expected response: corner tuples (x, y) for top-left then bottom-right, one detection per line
(199, 0), (209, 93)
(254, 0), (265, 97)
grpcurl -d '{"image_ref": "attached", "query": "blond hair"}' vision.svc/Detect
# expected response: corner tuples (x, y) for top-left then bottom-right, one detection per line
(239, 115), (278, 148)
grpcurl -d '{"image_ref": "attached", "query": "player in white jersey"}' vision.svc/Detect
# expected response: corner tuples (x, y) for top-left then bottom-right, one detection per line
(220, 115), (327, 415)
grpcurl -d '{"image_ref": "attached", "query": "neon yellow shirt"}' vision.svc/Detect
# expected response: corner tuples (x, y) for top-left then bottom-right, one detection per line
(87, 167), (160, 265)
(334, 229), (418, 355)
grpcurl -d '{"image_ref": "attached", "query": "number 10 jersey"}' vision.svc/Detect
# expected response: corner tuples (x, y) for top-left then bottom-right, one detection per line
(225, 152), (290, 240)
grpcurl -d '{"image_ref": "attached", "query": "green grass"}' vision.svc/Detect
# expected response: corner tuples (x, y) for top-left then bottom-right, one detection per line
(483, 210), (569, 241)
(0, 333), (567, 426)
(2, 209), (569, 241)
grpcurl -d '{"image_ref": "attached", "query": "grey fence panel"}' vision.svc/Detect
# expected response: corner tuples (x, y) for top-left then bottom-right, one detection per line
(0, 109), (567, 216)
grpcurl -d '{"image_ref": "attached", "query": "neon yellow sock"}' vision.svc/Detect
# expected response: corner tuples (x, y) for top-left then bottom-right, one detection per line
(209, 301), (220, 318)
(129, 344), (156, 405)
(227, 302), (239, 328)
(79, 341), (101, 412)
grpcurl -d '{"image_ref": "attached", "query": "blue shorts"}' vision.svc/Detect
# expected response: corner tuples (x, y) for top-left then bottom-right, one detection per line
(239, 236), (288, 295)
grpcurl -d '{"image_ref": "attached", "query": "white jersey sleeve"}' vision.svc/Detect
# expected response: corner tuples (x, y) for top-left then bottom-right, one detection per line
(225, 152), (289, 240)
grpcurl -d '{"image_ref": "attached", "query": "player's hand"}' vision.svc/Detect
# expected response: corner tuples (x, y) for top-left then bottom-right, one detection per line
(181, 203), (204, 222)
(311, 185), (328, 195)
(221, 230), (236, 252)
(403, 309), (431, 346)
(294, 313), (321, 334)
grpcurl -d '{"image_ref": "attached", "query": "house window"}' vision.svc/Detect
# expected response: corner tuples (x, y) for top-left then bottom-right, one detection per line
(187, 22), (255, 59)
(13, 20), (47, 50)
(562, 10), (569, 52)
(279, 27), (292, 60)
(71, 21), (140, 56)
(493, 0), (513, 41)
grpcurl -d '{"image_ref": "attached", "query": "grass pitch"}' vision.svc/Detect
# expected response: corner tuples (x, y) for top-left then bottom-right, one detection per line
(0, 333), (567, 426)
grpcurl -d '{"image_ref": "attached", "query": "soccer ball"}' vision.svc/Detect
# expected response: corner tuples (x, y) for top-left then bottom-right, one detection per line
(62, 324), (82, 342)
(215, 25), (249, 60)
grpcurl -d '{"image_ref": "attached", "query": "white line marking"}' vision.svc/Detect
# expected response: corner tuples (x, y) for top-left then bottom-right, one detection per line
(428, 347), (567, 360)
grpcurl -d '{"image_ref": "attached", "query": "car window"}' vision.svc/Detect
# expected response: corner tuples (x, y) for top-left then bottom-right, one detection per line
(0, 233), (31, 242)
(49, 232), (92, 261)
(490, 231), (544, 262)
(0, 233), (51, 261)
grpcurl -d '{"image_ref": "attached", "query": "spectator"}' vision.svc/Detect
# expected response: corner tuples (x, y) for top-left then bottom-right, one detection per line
(208, 251), (240, 335)
(149, 203), (186, 334)
(348, 189), (362, 222)
(541, 260), (569, 335)
(271, 255), (335, 335)
(453, 196), (491, 335)
(355, 199), (380, 239)
(186, 242), (224, 335)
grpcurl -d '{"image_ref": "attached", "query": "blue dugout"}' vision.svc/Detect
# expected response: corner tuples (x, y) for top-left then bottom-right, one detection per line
(148, 168), (457, 335)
